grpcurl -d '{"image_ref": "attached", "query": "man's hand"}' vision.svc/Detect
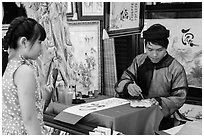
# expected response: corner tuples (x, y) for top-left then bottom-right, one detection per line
(127, 82), (142, 97)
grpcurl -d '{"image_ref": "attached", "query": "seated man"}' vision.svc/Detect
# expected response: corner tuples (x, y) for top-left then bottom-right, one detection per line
(114, 24), (188, 130)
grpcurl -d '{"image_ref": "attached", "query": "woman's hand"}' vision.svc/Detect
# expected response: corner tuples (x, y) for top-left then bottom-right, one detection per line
(127, 82), (142, 97)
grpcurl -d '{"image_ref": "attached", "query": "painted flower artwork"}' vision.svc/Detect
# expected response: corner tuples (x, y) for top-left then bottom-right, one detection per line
(67, 21), (100, 94)
(68, 47), (98, 94)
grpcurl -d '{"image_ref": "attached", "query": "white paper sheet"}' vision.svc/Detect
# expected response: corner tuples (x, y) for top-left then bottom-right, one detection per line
(163, 124), (185, 135)
(63, 97), (129, 117)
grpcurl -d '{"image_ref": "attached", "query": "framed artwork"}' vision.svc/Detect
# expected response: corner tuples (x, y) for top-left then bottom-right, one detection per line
(77, 2), (104, 20)
(144, 19), (202, 88)
(67, 20), (101, 95)
(82, 2), (103, 16)
(66, 2), (74, 17)
(104, 2), (145, 37)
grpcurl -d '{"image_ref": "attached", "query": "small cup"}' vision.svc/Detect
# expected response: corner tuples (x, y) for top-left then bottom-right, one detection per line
(65, 92), (74, 105)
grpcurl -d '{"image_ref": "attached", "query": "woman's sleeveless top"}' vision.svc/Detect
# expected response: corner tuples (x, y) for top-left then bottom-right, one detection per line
(2, 58), (49, 135)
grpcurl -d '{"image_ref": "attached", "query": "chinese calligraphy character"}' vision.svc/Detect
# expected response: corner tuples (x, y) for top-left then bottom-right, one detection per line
(120, 8), (129, 21)
(181, 28), (198, 47)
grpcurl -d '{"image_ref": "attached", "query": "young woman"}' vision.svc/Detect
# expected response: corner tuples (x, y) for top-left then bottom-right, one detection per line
(2, 16), (49, 135)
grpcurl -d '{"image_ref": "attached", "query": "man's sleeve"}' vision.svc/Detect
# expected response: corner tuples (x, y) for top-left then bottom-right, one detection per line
(114, 58), (138, 98)
(159, 66), (188, 117)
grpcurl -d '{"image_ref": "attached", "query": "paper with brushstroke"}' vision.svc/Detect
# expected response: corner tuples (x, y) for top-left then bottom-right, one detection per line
(54, 98), (129, 124)
(63, 97), (129, 117)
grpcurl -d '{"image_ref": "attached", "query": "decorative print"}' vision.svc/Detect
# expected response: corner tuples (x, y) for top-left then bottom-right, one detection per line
(105, 2), (144, 37)
(109, 2), (140, 31)
(67, 21), (101, 95)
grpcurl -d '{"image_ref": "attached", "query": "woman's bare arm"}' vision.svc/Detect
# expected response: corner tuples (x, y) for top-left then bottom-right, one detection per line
(14, 65), (42, 135)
